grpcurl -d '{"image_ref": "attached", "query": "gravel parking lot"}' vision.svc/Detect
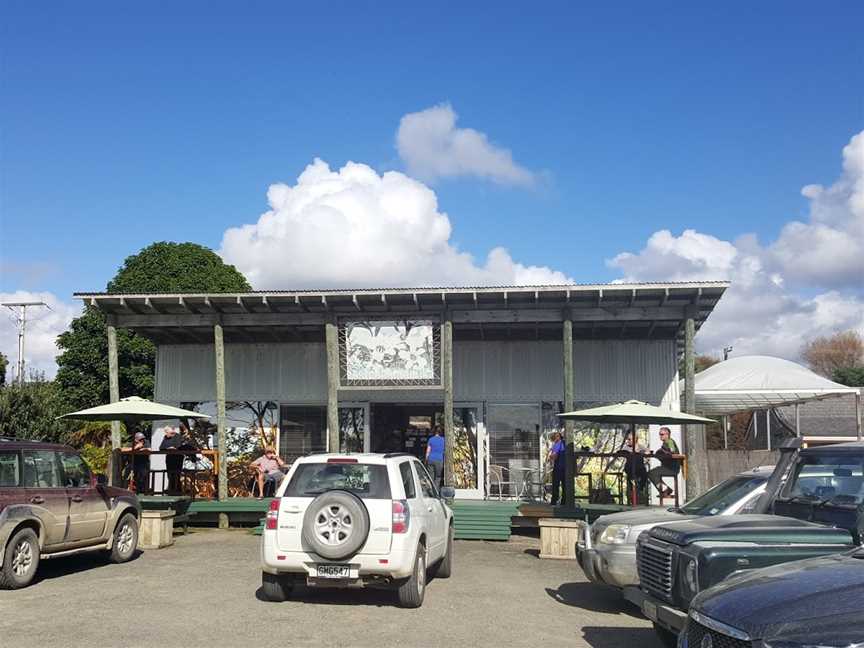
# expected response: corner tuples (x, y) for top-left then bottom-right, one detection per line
(0, 529), (662, 648)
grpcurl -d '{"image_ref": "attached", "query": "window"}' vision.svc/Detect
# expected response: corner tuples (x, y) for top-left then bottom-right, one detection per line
(59, 452), (92, 488)
(679, 477), (767, 516)
(0, 452), (20, 487)
(415, 462), (438, 498)
(22, 451), (61, 488)
(285, 463), (392, 499)
(399, 461), (417, 499)
(785, 453), (864, 505)
(279, 406), (327, 463)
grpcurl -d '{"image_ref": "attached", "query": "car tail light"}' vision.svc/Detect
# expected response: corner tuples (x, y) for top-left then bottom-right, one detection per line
(392, 500), (410, 534)
(327, 457), (358, 463)
(265, 498), (280, 530)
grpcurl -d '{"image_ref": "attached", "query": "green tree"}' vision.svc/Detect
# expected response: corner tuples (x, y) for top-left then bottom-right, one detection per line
(56, 242), (250, 410)
(0, 351), (7, 387)
(0, 373), (68, 441)
(833, 366), (864, 387)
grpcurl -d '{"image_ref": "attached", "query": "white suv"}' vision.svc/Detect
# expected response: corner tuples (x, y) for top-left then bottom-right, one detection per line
(259, 453), (455, 608)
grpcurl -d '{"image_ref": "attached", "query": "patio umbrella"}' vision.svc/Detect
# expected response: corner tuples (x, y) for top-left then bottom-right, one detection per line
(60, 396), (210, 423)
(558, 400), (715, 425)
(61, 396), (210, 488)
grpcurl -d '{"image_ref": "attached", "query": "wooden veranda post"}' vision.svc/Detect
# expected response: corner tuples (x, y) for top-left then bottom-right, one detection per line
(214, 322), (228, 529)
(106, 316), (122, 486)
(325, 316), (340, 453)
(442, 314), (455, 487)
(562, 314), (575, 507)
(682, 308), (708, 498)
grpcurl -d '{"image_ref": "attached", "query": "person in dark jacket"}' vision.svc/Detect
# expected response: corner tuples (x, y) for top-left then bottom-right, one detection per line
(160, 425), (188, 494)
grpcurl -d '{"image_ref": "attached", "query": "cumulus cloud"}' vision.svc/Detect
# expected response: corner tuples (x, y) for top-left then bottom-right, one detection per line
(609, 131), (864, 360)
(0, 291), (80, 381)
(767, 131), (864, 288)
(219, 158), (569, 289)
(396, 104), (535, 186)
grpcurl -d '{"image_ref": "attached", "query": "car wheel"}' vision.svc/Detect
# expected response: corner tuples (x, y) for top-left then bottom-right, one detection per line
(0, 527), (40, 590)
(301, 490), (370, 561)
(652, 623), (677, 648)
(109, 513), (139, 563)
(261, 571), (293, 602)
(396, 543), (426, 608)
(432, 526), (453, 579)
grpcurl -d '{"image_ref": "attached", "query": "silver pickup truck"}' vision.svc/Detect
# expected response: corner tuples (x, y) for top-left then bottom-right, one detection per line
(576, 466), (772, 589)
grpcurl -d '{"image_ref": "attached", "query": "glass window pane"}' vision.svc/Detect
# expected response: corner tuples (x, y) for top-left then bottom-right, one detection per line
(488, 404), (540, 497)
(284, 462), (391, 499)
(60, 452), (91, 488)
(0, 452), (20, 487)
(279, 406), (327, 463)
(453, 407), (478, 490)
(339, 407), (365, 453)
(399, 461), (417, 499)
(22, 451), (61, 488)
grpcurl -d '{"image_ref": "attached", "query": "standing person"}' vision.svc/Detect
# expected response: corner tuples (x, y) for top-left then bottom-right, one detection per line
(250, 446), (288, 499)
(621, 430), (648, 505)
(130, 432), (151, 494)
(160, 426), (185, 494)
(547, 431), (566, 505)
(648, 426), (681, 497)
(425, 425), (445, 490)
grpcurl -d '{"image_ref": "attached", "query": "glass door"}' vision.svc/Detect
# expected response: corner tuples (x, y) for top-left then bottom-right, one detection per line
(339, 402), (370, 453)
(453, 403), (484, 499)
(487, 403), (542, 500)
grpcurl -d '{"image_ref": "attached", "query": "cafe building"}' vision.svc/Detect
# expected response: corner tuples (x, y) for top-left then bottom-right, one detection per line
(76, 282), (727, 500)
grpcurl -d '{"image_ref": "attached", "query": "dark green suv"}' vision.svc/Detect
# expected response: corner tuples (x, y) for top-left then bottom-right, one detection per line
(624, 439), (863, 645)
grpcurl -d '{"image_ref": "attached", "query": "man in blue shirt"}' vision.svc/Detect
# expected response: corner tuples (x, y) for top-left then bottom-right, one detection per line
(425, 425), (445, 489)
(547, 432), (566, 505)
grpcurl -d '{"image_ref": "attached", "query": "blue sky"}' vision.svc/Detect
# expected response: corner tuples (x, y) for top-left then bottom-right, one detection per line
(1, 1), (863, 374)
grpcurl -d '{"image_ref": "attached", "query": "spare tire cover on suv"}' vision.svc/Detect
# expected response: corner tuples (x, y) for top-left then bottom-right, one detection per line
(302, 490), (371, 560)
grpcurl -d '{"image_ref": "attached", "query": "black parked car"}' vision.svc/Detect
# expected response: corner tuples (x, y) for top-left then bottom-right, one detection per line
(679, 547), (864, 647)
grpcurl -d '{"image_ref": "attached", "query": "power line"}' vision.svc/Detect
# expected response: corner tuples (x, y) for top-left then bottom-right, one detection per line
(1, 301), (50, 384)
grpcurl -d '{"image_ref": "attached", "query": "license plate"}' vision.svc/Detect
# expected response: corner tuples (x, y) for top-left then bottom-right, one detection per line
(642, 600), (658, 621)
(315, 564), (351, 579)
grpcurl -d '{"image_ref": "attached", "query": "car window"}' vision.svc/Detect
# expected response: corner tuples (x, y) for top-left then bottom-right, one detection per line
(414, 462), (438, 498)
(284, 462), (392, 499)
(679, 476), (766, 516)
(0, 452), (20, 487)
(22, 451), (62, 488)
(399, 461), (417, 499)
(785, 454), (864, 505)
(59, 452), (92, 488)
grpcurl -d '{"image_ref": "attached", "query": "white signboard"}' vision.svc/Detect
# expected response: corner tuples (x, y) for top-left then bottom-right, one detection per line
(342, 320), (438, 385)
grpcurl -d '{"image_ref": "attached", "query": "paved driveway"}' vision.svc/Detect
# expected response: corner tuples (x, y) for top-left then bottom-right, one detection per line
(0, 529), (662, 648)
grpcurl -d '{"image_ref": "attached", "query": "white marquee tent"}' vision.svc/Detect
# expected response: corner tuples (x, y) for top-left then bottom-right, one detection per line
(689, 355), (861, 442)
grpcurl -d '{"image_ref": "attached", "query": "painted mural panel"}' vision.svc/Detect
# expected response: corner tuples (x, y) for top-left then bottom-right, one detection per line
(339, 320), (440, 387)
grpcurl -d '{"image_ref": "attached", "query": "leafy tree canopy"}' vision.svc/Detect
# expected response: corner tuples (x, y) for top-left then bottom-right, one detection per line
(802, 330), (864, 378)
(0, 374), (68, 441)
(833, 366), (864, 387)
(56, 242), (251, 412)
(0, 351), (7, 387)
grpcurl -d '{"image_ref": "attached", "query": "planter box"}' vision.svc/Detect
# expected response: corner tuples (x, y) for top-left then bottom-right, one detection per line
(139, 510), (175, 549)
(539, 518), (584, 560)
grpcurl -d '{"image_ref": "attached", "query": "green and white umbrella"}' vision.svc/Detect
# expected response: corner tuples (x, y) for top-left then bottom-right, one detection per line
(558, 400), (715, 425)
(60, 396), (210, 423)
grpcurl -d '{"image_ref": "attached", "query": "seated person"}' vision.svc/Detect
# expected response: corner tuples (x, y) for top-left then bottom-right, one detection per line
(250, 447), (287, 499)
(648, 426), (680, 497)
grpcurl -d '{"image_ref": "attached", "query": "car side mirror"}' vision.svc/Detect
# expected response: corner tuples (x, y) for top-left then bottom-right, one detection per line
(440, 486), (456, 500)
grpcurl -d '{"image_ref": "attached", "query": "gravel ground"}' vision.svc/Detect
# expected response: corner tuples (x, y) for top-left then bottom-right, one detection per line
(0, 529), (662, 648)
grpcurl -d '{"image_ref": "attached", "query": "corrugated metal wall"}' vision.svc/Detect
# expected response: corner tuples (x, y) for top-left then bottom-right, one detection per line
(155, 338), (677, 406)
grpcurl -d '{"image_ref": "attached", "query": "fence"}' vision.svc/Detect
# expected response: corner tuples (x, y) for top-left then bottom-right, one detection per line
(705, 449), (779, 486)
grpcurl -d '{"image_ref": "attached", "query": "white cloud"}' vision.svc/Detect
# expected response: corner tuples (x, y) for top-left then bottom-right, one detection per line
(396, 104), (535, 186)
(219, 158), (569, 289)
(609, 131), (864, 361)
(0, 291), (80, 381)
(767, 131), (864, 289)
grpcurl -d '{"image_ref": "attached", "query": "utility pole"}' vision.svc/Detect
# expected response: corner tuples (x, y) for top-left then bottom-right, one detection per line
(2, 301), (49, 383)
(723, 346), (733, 361)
